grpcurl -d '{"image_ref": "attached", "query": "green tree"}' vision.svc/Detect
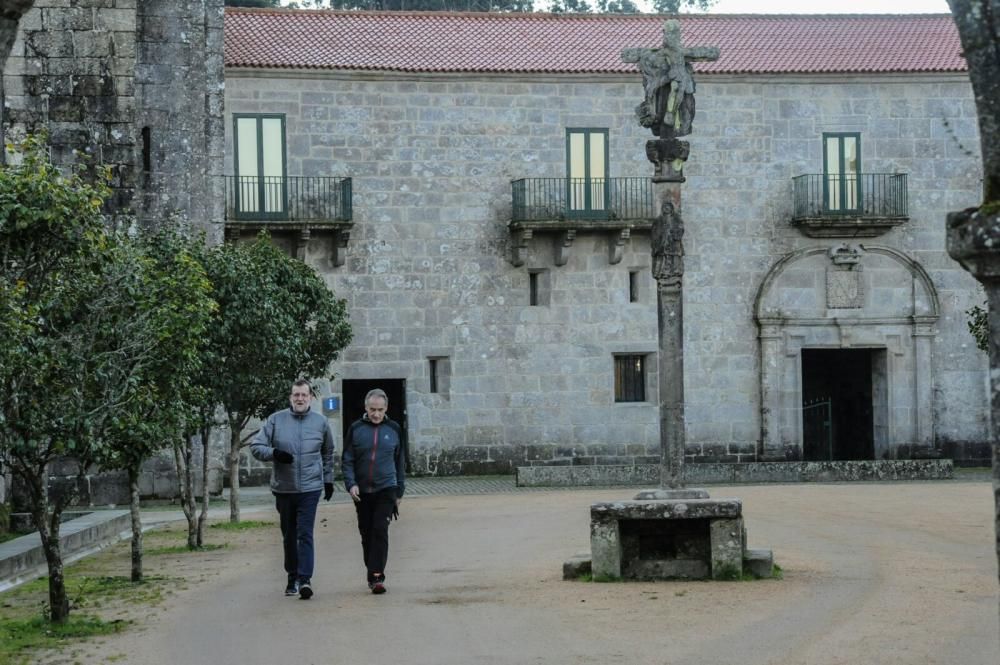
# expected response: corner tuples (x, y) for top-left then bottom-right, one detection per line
(0, 135), (117, 622)
(93, 227), (215, 580)
(197, 233), (352, 523)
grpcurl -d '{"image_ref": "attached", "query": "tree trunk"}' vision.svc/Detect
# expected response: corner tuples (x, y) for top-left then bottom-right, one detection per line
(172, 436), (198, 549)
(229, 422), (241, 524)
(948, 0), (1000, 202)
(986, 285), (1000, 585)
(23, 469), (69, 622)
(197, 424), (212, 547)
(127, 466), (143, 583)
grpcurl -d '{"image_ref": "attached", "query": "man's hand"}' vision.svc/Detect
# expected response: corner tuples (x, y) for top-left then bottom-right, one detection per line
(349, 485), (360, 503)
(324, 483), (334, 501)
(273, 448), (294, 464)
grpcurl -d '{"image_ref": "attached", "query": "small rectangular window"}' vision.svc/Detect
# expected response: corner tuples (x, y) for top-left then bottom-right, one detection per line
(141, 127), (152, 172)
(629, 271), (639, 303)
(428, 356), (450, 396)
(528, 270), (550, 306)
(614, 354), (646, 402)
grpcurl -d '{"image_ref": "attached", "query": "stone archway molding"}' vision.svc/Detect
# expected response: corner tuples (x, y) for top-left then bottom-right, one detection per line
(753, 243), (940, 461)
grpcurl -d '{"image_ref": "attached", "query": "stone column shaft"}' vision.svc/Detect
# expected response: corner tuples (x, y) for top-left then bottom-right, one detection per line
(648, 138), (689, 489)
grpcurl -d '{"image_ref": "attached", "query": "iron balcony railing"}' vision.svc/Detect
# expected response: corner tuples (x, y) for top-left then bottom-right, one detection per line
(792, 173), (908, 220)
(225, 175), (352, 223)
(511, 177), (654, 223)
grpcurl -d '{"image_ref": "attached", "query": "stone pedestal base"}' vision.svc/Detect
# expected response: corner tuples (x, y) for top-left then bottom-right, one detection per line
(590, 498), (751, 580)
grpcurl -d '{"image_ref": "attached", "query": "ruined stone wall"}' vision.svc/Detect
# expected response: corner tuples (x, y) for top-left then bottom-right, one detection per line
(227, 70), (989, 472)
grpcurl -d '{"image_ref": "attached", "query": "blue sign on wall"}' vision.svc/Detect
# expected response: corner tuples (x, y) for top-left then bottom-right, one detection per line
(322, 396), (340, 415)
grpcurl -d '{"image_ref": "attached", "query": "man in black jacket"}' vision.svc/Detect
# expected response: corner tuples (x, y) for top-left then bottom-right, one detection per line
(343, 388), (405, 594)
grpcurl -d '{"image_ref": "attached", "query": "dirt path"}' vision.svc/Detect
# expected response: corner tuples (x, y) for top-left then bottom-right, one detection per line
(73, 482), (997, 665)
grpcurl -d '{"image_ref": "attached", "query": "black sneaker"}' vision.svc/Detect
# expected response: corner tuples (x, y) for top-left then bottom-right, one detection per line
(298, 579), (313, 600)
(284, 577), (298, 596)
(371, 573), (386, 595)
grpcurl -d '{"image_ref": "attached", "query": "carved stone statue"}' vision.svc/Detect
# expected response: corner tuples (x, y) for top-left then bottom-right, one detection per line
(621, 20), (720, 139)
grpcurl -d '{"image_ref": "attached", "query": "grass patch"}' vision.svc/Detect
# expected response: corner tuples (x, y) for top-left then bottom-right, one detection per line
(0, 615), (128, 661)
(145, 543), (228, 556)
(591, 573), (622, 583)
(209, 519), (272, 531)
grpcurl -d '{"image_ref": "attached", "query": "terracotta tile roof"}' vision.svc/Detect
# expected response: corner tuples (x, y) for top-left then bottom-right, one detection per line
(224, 10), (966, 75)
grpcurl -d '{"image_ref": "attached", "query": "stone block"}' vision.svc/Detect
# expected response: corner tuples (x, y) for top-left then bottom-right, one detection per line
(743, 548), (774, 579)
(709, 517), (745, 580)
(562, 553), (592, 580)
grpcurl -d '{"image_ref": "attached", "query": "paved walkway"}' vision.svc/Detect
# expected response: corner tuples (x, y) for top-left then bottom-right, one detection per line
(58, 478), (1000, 665)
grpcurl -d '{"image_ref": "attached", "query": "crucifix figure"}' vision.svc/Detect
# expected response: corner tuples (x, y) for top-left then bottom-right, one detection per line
(621, 20), (720, 139)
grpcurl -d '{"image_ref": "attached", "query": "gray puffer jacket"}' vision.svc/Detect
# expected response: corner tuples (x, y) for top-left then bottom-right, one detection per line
(250, 408), (334, 494)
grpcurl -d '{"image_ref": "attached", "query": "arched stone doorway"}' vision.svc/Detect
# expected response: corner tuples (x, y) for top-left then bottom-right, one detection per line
(753, 244), (940, 461)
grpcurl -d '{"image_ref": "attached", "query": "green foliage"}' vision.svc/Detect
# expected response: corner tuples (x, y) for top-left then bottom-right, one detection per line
(0, 133), (115, 472)
(145, 543), (228, 556)
(94, 227), (215, 474)
(209, 519), (273, 531)
(197, 232), (352, 433)
(967, 302), (988, 352)
(0, 615), (127, 658)
(0, 135), (216, 620)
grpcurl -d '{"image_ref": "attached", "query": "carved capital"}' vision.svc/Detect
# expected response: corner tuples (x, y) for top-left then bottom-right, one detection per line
(646, 139), (690, 182)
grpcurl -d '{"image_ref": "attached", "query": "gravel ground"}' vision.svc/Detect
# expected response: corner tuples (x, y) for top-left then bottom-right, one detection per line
(64, 480), (998, 665)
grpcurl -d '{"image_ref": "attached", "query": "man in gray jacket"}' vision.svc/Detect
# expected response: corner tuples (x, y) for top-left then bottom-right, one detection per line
(251, 379), (335, 600)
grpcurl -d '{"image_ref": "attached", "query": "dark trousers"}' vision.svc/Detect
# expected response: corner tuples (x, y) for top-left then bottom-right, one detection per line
(275, 490), (321, 582)
(354, 488), (396, 582)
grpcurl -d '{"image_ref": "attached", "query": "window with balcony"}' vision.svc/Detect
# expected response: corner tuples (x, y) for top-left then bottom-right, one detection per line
(566, 128), (609, 219)
(790, 132), (908, 238)
(823, 133), (860, 213)
(233, 114), (287, 220)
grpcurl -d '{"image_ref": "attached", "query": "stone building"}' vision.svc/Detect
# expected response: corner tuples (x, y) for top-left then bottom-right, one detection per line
(0, 0), (226, 503)
(223, 9), (988, 476)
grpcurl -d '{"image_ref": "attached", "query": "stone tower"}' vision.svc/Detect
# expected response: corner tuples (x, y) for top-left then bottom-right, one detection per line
(0, 0), (224, 239)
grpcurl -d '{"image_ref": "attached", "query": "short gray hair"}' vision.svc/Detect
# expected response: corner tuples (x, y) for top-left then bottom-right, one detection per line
(365, 388), (388, 406)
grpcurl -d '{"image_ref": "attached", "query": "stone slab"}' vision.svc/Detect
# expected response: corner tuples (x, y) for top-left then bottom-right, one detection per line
(517, 459), (954, 487)
(591, 498), (742, 522)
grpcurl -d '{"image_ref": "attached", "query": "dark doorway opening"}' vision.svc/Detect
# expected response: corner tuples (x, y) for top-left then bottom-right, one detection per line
(341, 378), (410, 472)
(801, 349), (875, 461)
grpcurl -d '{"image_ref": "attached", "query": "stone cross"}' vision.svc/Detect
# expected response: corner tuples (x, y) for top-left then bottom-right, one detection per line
(623, 21), (719, 490)
(621, 20), (720, 139)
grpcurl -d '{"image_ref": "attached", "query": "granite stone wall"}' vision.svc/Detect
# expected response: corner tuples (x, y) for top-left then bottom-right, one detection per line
(224, 70), (989, 473)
